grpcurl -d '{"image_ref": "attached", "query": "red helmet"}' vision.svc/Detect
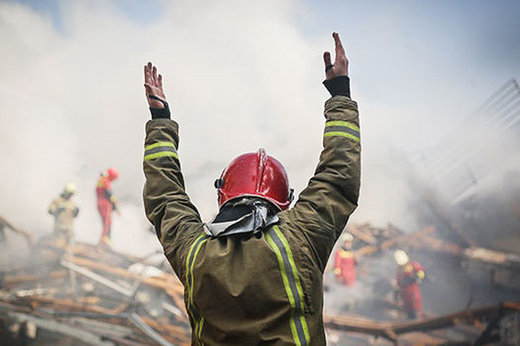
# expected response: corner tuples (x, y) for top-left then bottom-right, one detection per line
(215, 149), (293, 210)
(106, 167), (119, 181)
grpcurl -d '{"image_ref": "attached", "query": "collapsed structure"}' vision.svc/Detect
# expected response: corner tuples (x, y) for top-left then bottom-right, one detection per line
(1, 80), (520, 345)
(0, 224), (191, 345)
(1, 218), (519, 345)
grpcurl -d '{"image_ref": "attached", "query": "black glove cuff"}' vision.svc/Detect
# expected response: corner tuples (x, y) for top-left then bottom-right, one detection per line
(150, 106), (171, 119)
(323, 76), (350, 98)
(149, 95), (171, 119)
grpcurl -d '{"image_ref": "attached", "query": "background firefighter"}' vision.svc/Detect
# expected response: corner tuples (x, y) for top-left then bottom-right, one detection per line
(142, 32), (360, 345)
(394, 249), (426, 319)
(334, 232), (357, 286)
(96, 168), (119, 246)
(48, 183), (79, 244)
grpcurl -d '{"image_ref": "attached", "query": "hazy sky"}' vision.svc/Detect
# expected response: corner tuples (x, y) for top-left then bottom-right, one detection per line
(1, 0), (519, 254)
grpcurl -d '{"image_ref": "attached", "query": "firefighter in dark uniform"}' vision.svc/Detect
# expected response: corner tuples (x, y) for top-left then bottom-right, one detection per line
(142, 32), (361, 344)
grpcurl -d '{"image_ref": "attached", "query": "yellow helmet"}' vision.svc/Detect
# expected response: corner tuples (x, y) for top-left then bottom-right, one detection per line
(63, 182), (76, 195)
(393, 250), (409, 266)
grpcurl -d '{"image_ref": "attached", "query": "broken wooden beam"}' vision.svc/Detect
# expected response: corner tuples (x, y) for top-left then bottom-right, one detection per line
(353, 226), (435, 258)
(324, 302), (520, 342)
(66, 255), (184, 296)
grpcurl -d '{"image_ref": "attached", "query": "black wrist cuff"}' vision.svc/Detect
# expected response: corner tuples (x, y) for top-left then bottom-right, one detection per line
(323, 76), (350, 98)
(149, 95), (171, 119)
(150, 106), (171, 119)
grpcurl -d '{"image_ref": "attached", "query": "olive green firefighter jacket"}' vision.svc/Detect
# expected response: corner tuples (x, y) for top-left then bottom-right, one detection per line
(143, 95), (360, 345)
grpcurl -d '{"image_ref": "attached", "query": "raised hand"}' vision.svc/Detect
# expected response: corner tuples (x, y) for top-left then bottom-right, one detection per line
(323, 32), (349, 80)
(144, 62), (167, 109)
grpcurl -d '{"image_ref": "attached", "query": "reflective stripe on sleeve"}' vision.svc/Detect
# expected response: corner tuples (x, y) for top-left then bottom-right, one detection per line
(144, 141), (178, 161)
(265, 226), (310, 346)
(324, 120), (360, 142)
(185, 233), (210, 344)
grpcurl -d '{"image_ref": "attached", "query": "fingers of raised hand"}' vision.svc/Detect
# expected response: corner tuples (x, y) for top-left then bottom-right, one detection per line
(144, 62), (162, 88)
(323, 51), (332, 67)
(152, 66), (158, 85)
(144, 63), (152, 84)
(327, 32), (348, 77)
(333, 32), (346, 61)
(144, 61), (167, 107)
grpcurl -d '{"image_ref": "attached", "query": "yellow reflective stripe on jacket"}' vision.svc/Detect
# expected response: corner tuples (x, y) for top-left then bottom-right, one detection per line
(144, 141), (178, 161)
(197, 318), (205, 342)
(326, 120), (359, 132)
(185, 233), (209, 344)
(265, 226), (310, 346)
(324, 120), (360, 142)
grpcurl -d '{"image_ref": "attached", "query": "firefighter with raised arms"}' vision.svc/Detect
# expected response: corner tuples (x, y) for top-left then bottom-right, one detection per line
(142, 32), (361, 345)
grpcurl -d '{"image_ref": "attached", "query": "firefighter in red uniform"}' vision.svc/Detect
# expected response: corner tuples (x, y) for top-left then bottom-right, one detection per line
(96, 167), (119, 246)
(394, 249), (425, 319)
(334, 232), (357, 286)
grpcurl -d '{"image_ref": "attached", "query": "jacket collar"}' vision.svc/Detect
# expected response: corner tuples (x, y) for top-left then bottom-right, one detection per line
(205, 198), (279, 238)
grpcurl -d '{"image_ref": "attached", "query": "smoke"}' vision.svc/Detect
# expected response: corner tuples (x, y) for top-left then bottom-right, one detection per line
(2, 1), (515, 257)
(0, 1), (330, 255)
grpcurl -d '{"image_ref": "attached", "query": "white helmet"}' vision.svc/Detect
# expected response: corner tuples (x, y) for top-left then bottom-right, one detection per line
(394, 250), (409, 266)
(63, 182), (76, 195)
(341, 232), (354, 242)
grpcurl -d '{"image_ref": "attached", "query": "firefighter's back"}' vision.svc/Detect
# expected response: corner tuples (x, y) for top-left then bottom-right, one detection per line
(190, 223), (323, 345)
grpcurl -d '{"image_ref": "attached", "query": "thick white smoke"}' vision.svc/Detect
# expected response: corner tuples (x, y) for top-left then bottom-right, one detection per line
(2, 1), (512, 256)
(0, 1), (332, 256)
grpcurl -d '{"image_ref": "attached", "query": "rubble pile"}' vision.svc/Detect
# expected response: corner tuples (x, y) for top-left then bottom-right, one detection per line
(324, 302), (520, 344)
(0, 235), (191, 345)
(349, 223), (520, 289)
(1, 217), (519, 345)
(323, 223), (520, 344)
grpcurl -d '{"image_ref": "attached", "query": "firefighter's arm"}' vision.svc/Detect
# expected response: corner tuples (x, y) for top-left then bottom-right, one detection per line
(285, 33), (360, 271)
(48, 198), (65, 215)
(142, 62), (203, 280)
(110, 195), (119, 212)
(416, 270), (425, 282)
(104, 189), (118, 209)
(48, 200), (58, 215)
(414, 262), (426, 282)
